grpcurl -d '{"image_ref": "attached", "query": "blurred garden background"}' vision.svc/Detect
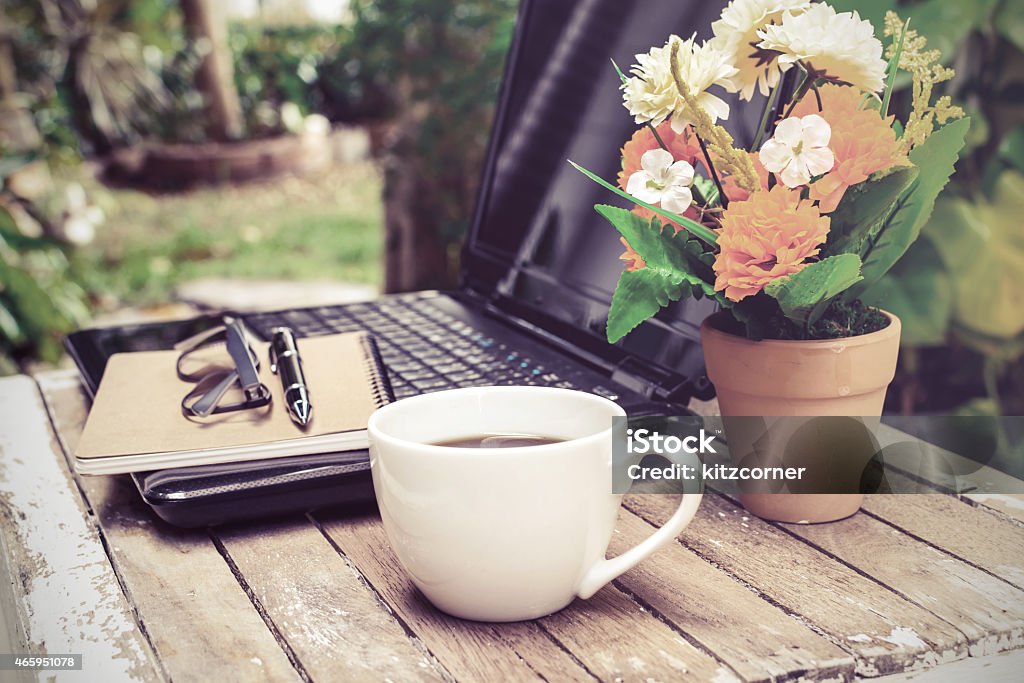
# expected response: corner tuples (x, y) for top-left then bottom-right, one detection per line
(0, 0), (1022, 422)
(0, 0), (515, 369)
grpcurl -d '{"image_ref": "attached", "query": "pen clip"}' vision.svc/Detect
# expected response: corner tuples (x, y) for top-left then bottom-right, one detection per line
(268, 340), (279, 374)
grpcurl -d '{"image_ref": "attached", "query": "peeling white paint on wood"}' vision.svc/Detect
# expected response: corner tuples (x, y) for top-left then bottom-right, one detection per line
(872, 648), (1024, 682)
(879, 628), (927, 650)
(0, 375), (157, 682)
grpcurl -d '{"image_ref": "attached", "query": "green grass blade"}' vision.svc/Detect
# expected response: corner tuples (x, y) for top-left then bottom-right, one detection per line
(881, 18), (909, 118)
(750, 81), (783, 152)
(611, 58), (629, 85)
(567, 160), (719, 246)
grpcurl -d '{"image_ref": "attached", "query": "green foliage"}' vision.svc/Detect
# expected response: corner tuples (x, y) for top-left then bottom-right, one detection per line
(229, 24), (364, 133)
(3, 0), (177, 155)
(0, 204), (89, 369)
(764, 254), (864, 327)
(608, 270), (690, 345)
(998, 0), (1024, 52)
(598, 206), (721, 343)
(826, 166), (919, 257)
(837, 1), (1024, 416)
(72, 163), (384, 306)
(843, 117), (969, 299)
(861, 238), (951, 346)
(925, 170), (1024, 343)
(339, 0), (518, 284)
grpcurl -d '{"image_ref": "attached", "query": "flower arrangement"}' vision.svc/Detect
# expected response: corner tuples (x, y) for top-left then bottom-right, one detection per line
(572, 0), (970, 343)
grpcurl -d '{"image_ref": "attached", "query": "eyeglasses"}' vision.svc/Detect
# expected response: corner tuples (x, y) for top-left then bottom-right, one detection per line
(176, 317), (272, 418)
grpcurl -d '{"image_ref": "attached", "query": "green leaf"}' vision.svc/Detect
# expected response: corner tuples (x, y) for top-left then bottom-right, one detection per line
(765, 254), (864, 327)
(595, 205), (718, 287)
(925, 170), (1024, 342)
(860, 238), (952, 346)
(569, 160), (719, 245)
(596, 206), (722, 343)
(607, 269), (693, 343)
(0, 300), (23, 343)
(844, 117), (970, 299)
(881, 17), (909, 117)
(827, 0), (896, 35)
(997, 0), (1024, 52)
(902, 0), (995, 65)
(826, 166), (920, 257)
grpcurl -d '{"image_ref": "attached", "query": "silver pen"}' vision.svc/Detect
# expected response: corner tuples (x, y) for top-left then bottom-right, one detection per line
(269, 327), (312, 427)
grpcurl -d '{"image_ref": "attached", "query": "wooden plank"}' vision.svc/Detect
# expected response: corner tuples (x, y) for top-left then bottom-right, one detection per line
(608, 509), (855, 682)
(873, 648), (1024, 683)
(874, 423), (1024, 498)
(778, 504), (1024, 656)
(863, 472), (1024, 590)
(961, 494), (1024, 526)
(37, 371), (301, 683)
(872, 424), (1024, 526)
(321, 508), (740, 682)
(537, 580), (739, 682)
(0, 375), (159, 683)
(316, 509), (591, 682)
(626, 492), (967, 677)
(215, 516), (447, 682)
(0, 543), (35, 683)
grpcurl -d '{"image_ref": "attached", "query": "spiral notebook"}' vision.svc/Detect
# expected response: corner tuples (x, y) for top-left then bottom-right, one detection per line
(74, 332), (392, 475)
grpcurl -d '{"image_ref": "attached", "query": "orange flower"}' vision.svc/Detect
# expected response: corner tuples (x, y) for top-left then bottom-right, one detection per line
(718, 152), (771, 203)
(791, 84), (910, 212)
(619, 237), (646, 271)
(713, 184), (830, 302)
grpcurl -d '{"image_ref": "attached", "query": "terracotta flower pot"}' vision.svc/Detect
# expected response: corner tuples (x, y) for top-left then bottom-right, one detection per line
(699, 311), (901, 523)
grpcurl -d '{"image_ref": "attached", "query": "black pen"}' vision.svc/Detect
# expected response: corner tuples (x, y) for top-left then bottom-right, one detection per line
(269, 327), (313, 427)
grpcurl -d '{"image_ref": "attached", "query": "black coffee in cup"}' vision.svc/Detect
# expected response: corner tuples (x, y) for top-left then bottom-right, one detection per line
(432, 434), (565, 448)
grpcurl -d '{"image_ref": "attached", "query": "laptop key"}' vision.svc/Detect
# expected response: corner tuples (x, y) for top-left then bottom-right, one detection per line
(399, 369), (438, 381)
(447, 370), (483, 382)
(434, 362), (469, 374)
(412, 378), (452, 391)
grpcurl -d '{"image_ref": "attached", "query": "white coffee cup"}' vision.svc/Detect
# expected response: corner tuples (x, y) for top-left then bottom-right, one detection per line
(367, 386), (703, 622)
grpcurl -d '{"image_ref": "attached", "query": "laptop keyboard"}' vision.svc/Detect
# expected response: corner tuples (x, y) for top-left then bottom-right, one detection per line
(242, 292), (608, 400)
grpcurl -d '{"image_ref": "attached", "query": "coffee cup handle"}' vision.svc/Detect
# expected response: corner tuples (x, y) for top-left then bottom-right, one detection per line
(576, 493), (703, 599)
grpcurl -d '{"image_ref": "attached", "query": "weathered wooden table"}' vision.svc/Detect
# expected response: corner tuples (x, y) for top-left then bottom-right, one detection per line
(2, 371), (1023, 682)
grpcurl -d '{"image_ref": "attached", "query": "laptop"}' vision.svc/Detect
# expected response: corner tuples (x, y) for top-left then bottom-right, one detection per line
(66, 0), (765, 526)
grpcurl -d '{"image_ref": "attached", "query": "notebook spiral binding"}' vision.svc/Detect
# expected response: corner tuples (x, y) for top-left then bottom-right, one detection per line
(360, 334), (396, 408)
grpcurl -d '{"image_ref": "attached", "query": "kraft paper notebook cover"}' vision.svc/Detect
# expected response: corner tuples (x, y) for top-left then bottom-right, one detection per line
(75, 332), (391, 475)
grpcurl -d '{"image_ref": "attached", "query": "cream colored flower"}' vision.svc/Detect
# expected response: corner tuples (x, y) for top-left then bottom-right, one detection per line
(710, 0), (811, 100)
(756, 3), (887, 93)
(626, 148), (695, 213)
(759, 114), (834, 188)
(622, 35), (737, 132)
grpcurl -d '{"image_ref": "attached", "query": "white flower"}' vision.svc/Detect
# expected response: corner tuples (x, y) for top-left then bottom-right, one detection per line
(759, 114), (834, 188)
(622, 35), (737, 133)
(626, 148), (695, 213)
(709, 0), (812, 101)
(756, 3), (887, 93)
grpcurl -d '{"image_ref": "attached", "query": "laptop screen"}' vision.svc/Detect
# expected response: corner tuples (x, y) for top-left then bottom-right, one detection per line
(464, 0), (767, 393)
